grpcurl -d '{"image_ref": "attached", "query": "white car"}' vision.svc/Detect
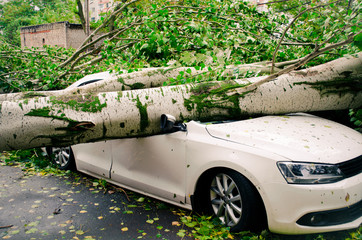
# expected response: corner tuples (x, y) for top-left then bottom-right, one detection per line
(46, 74), (362, 234)
(66, 71), (112, 89)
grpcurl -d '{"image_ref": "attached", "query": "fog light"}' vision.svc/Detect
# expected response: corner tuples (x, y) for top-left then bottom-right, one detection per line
(310, 214), (326, 225)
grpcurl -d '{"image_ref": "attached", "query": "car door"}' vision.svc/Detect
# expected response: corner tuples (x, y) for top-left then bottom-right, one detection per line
(110, 131), (187, 204)
(72, 141), (112, 179)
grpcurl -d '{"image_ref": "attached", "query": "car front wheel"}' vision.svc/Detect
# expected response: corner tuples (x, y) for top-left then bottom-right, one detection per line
(46, 146), (75, 170)
(195, 169), (266, 232)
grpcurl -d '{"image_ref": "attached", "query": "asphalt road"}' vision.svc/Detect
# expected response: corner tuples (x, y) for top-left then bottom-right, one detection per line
(0, 164), (192, 240)
(0, 163), (359, 240)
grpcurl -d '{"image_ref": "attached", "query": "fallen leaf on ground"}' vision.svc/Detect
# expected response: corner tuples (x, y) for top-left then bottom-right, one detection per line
(76, 230), (85, 235)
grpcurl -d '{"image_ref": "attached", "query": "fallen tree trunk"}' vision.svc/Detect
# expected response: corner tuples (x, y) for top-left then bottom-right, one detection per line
(0, 61), (283, 103)
(0, 53), (361, 151)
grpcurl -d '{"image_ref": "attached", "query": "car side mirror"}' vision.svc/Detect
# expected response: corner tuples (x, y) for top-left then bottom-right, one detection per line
(160, 114), (186, 133)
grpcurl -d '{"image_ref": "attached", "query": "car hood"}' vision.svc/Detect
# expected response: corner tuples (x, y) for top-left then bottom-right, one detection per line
(205, 114), (362, 163)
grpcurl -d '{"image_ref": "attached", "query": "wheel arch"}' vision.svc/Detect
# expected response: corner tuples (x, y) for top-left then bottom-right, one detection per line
(191, 166), (268, 231)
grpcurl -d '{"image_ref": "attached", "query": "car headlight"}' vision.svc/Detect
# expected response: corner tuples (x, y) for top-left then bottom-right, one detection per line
(277, 162), (343, 184)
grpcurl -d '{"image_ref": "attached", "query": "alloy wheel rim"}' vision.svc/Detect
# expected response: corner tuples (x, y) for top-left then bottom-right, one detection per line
(210, 173), (242, 227)
(53, 147), (70, 167)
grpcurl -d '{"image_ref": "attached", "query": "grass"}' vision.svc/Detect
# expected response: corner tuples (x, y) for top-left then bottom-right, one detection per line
(0, 149), (361, 240)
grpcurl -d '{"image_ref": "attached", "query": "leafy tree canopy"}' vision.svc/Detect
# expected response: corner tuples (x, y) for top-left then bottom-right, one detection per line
(0, 0), (360, 93)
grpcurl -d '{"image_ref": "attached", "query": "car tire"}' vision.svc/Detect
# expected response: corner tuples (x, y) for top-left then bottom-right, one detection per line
(194, 169), (266, 232)
(46, 146), (76, 170)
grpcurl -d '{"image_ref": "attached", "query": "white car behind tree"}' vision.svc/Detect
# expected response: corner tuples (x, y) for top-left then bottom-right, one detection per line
(46, 73), (362, 235)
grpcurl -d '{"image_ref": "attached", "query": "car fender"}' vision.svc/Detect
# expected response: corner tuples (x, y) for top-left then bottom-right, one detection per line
(185, 136), (287, 212)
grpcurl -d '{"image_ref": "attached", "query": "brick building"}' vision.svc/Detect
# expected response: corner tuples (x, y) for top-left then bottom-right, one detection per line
(18, 0), (116, 49)
(20, 22), (86, 49)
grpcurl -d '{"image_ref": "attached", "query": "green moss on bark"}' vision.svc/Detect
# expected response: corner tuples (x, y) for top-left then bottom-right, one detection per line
(23, 92), (47, 98)
(25, 107), (95, 131)
(25, 107), (52, 118)
(118, 76), (145, 90)
(123, 82), (145, 90)
(25, 107), (75, 124)
(116, 91), (123, 102)
(184, 81), (250, 119)
(294, 78), (362, 96)
(117, 77), (125, 84)
(136, 96), (149, 132)
(49, 95), (107, 113)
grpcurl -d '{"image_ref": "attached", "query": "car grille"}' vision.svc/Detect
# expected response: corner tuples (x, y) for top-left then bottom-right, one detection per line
(337, 155), (362, 178)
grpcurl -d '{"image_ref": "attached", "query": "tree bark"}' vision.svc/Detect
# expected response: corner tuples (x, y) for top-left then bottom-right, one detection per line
(0, 53), (361, 151)
(0, 62), (284, 103)
(75, 0), (87, 34)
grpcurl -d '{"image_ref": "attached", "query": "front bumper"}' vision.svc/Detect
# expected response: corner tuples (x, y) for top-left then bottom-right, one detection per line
(262, 173), (362, 234)
(296, 199), (362, 227)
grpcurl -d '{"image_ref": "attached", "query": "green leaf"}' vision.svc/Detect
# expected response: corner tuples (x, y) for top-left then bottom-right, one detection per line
(140, 43), (149, 50)
(177, 230), (186, 237)
(353, 33), (362, 50)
